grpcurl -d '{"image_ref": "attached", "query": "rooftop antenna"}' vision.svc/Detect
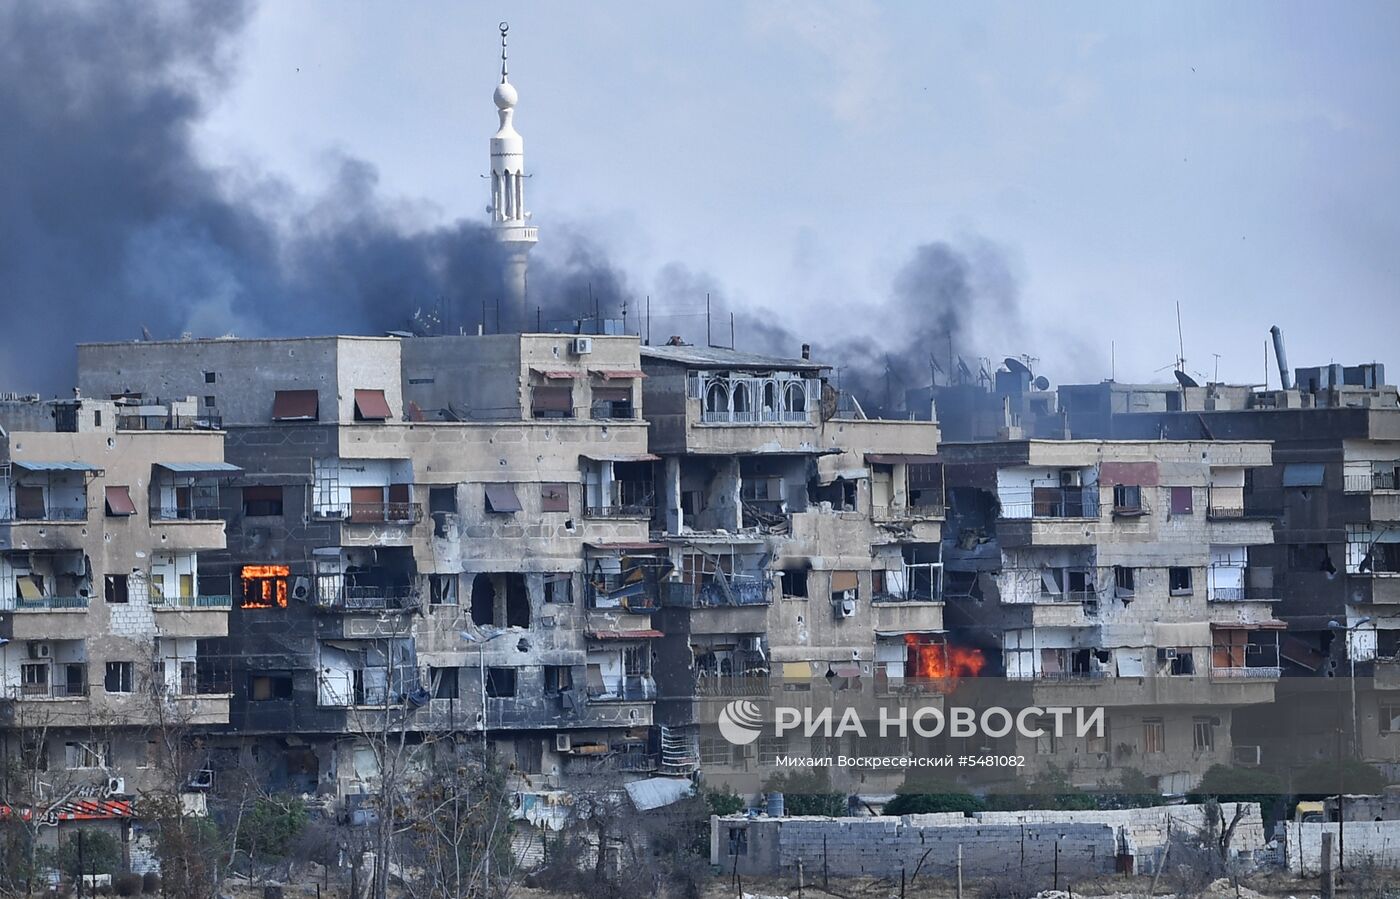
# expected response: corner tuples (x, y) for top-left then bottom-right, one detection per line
(1175, 301), (1186, 374)
(1212, 353), (1221, 383)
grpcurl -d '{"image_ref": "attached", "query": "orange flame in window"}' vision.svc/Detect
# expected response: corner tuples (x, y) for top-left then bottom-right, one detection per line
(241, 564), (290, 608)
(904, 634), (984, 689)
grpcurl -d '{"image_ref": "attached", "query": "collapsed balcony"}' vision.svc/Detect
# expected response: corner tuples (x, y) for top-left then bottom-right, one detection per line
(585, 639), (657, 701)
(664, 547), (772, 608)
(148, 462), (240, 520)
(872, 544), (943, 603)
(312, 547), (420, 611)
(740, 456), (807, 530)
(868, 455), (946, 520)
(0, 550), (91, 610)
(0, 461), (100, 522)
(586, 545), (671, 612)
(317, 638), (424, 707)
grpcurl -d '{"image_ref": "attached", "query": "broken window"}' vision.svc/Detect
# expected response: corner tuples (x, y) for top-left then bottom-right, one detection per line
(544, 573), (573, 604)
(908, 464), (943, 511)
(1289, 542), (1337, 573)
(1381, 705), (1400, 734)
(65, 741), (111, 769)
(241, 485), (284, 518)
(470, 574), (496, 626)
(241, 565), (290, 608)
(590, 386), (634, 420)
(531, 385), (573, 419)
(15, 485), (45, 520)
(1143, 719), (1166, 753)
(486, 668), (517, 698)
(506, 574), (530, 627)
(429, 486), (458, 514)
(105, 486), (136, 517)
(430, 667), (459, 699)
(353, 389), (392, 422)
(1169, 567), (1194, 595)
(104, 574), (129, 604)
(544, 665), (573, 695)
(1112, 484), (1142, 514)
(780, 568), (809, 598)
(429, 574), (458, 605)
(540, 483), (570, 512)
(104, 661), (134, 694)
(271, 389), (319, 422)
(1169, 486), (1194, 516)
(249, 672), (294, 701)
(727, 827), (748, 857)
(811, 477), (856, 511)
(484, 483), (522, 514)
(1169, 650), (1196, 676)
(1193, 718), (1215, 752)
(1114, 566), (1135, 598)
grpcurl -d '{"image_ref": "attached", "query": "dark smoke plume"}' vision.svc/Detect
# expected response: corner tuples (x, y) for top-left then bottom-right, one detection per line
(0, 1), (629, 393)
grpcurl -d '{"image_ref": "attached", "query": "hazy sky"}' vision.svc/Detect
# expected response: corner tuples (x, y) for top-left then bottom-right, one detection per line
(10, 2), (1400, 389)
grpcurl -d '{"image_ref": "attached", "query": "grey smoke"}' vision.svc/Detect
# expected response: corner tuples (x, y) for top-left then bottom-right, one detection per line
(0, 1), (629, 392)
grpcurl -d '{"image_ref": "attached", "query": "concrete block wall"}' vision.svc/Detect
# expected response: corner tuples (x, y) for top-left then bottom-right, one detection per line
(716, 804), (1266, 881)
(1286, 821), (1400, 874)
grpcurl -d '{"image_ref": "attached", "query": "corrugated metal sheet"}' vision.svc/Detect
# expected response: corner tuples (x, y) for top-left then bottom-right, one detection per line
(153, 461), (241, 474)
(10, 460), (101, 472)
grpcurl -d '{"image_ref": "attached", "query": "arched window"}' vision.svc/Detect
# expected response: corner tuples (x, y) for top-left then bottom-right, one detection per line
(733, 382), (752, 415)
(762, 381), (778, 415)
(705, 382), (729, 416)
(785, 381), (807, 415)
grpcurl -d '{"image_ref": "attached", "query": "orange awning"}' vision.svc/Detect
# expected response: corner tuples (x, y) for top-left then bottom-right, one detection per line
(354, 389), (392, 421)
(104, 486), (136, 516)
(272, 389), (319, 421)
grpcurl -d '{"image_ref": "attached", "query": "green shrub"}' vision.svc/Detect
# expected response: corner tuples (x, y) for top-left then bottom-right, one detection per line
(141, 871), (161, 894)
(235, 796), (308, 858)
(884, 792), (985, 816)
(762, 770), (846, 817)
(114, 872), (142, 896)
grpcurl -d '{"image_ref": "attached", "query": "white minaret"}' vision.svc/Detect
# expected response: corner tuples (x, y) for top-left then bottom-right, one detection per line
(489, 22), (537, 332)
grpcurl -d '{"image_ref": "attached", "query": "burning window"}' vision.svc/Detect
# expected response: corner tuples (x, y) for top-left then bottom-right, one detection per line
(904, 635), (985, 688)
(241, 564), (290, 608)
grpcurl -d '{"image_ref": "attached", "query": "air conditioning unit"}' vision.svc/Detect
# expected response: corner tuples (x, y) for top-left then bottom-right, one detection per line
(1060, 470), (1082, 487)
(291, 577), (311, 602)
(27, 642), (51, 659)
(1157, 647), (1177, 661)
(836, 598), (857, 619)
(571, 337), (593, 355)
(106, 777), (126, 796)
(555, 733), (572, 753)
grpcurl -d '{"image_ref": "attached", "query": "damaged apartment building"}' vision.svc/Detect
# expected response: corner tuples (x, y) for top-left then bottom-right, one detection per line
(60, 333), (955, 806)
(638, 343), (948, 798)
(1, 393), (234, 838)
(937, 439), (1282, 793)
(74, 333), (673, 799)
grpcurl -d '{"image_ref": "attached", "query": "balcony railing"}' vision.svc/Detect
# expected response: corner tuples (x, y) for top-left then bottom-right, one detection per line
(149, 505), (224, 522)
(1028, 670), (1108, 683)
(1210, 666), (1281, 680)
(699, 409), (815, 425)
(1346, 471), (1400, 493)
(587, 675), (657, 702)
(662, 578), (771, 608)
(8, 506), (88, 523)
(695, 673), (770, 697)
(346, 502), (422, 524)
(1205, 488), (1279, 520)
(150, 594), (234, 610)
(584, 502), (654, 519)
(315, 584), (419, 611)
(999, 491), (1100, 520)
(11, 595), (89, 611)
(16, 675), (89, 699)
(1038, 588), (1099, 604)
(1206, 586), (1276, 602)
(873, 502), (946, 521)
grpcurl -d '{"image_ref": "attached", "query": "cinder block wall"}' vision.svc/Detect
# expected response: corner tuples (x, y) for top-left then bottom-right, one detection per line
(1286, 821), (1400, 874)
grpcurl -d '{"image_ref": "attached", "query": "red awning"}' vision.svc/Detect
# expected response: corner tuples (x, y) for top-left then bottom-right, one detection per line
(104, 485), (136, 516)
(272, 389), (319, 421)
(354, 389), (392, 421)
(534, 369), (583, 379)
(865, 453), (941, 465)
(484, 483), (522, 513)
(592, 369), (647, 380)
(587, 629), (664, 640)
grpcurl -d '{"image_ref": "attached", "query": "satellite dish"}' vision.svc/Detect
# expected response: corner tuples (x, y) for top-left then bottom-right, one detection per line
(1003, 357), (1032, 376)
(1174, 370), (1199, 389)
(1032, 376), (1050, 391)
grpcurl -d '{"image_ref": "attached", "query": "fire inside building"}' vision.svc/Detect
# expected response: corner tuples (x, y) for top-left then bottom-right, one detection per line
(0, 20), (1395, 880)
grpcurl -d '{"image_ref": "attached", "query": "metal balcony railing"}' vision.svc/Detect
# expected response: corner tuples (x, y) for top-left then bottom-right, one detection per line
(999, 491), (1100, 520)
(346, 502), (422, 524)
(1346, 471), (1400, 493)
(10, 506), (89, 523)
(316, 584), (419, 611)
(149, 505), (224, 522)
(662, 578), (771, 608)
(150, 594), (234, 610)
(11, 595), (89, 611)
(1205, 487), (1279, 520)
(1210, 666), (1282, 680)
(695, 673), (770, 697)
(873, 501), (946, 521)
(1206, 586), (1276, 602)
(584, 501), (654, 518)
